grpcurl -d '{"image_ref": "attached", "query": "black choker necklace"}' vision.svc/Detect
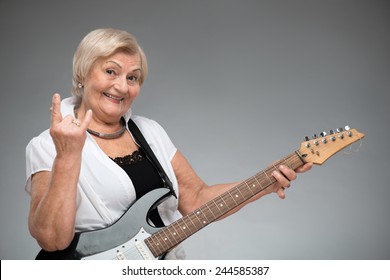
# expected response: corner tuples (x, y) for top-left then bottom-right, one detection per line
(75, 112), (127, 139)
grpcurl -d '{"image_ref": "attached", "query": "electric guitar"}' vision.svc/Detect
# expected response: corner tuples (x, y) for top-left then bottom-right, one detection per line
(36, 126), (365, 259)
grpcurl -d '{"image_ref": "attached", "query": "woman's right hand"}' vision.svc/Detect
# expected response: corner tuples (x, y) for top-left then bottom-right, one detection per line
(49, 93), (92, 157)
(28, 94), (93, 251)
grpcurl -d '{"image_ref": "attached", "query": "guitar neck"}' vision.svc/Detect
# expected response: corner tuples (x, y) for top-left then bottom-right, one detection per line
(145, 151), (306, 257)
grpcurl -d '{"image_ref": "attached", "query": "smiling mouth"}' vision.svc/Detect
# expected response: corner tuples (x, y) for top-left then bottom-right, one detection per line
(103, 92), (125, 102)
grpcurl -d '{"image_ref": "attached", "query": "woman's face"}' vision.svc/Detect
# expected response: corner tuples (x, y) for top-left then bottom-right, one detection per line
(81, 51), (142, 123)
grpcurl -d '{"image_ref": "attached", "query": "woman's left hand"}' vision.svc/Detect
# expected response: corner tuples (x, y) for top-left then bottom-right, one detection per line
(270, 163), (313, 199)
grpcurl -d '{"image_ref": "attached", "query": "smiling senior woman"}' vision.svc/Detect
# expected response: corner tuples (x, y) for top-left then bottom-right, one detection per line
(25, 28), (312, 260)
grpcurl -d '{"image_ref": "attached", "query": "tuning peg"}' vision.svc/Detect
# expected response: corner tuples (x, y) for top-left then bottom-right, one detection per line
(336, 127), (344, 133)
(304, 136), (311, 147)
(344, 125), (353, 136)
(312, 134), (318, 139)
(329, 129), (334, 135)
(320, 131), (327, 137)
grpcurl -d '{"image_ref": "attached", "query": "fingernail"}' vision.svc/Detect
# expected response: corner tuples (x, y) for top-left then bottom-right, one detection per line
(279, 165), (287, 171)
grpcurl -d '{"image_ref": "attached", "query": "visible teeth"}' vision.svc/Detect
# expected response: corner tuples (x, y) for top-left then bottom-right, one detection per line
(104, 92), (123, 101)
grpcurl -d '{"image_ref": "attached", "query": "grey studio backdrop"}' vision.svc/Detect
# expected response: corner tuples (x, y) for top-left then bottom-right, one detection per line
(0, 0), (389, 260)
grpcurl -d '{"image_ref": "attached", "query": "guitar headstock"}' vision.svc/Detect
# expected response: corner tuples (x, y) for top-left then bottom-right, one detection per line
(299, 126), (365, 165)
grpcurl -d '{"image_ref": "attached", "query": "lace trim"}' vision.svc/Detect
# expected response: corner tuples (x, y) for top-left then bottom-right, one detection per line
(110, 149), (144, 165)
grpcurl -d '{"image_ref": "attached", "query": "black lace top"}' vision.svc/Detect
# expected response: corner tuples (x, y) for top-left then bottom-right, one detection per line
(110, 148), (165, 227)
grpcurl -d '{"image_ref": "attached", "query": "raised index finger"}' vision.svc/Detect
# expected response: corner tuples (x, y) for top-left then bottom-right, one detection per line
(50, 93), (63, 127)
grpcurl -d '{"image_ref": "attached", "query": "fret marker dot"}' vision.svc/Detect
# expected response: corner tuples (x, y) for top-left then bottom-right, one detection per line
(220, 204), (223, 207)
(203, 221), (206, 224)
(252, 184), (256, 187)
(164, 238), (167, 241)
(235, 195), (239, 197)
(197, 211), (200, 214)
(183, 226), (186, 229)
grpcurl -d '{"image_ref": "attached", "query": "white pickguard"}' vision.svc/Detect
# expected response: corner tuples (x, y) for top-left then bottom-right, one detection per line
(82, 227), (156, 260)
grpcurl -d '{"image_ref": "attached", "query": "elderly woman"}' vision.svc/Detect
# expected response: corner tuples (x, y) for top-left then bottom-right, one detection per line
(25, 28), (312, 259)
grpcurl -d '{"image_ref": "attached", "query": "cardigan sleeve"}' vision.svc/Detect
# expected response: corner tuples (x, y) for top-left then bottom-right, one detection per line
(25, 130), (56, 193)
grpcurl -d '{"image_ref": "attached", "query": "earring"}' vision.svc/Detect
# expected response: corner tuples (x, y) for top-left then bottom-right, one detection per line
(78, 83), (83, 89)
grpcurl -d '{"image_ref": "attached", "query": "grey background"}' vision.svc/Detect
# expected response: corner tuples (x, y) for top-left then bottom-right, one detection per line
(0, 0), (389, 260)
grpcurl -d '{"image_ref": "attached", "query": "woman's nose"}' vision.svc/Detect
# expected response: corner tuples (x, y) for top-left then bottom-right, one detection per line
(114, 76), (128, 93)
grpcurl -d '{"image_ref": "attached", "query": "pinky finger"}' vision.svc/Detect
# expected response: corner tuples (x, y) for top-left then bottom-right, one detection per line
(296, 163), (313, 173)
(80, 110), (93, 131)
(277, 188), (286, 199)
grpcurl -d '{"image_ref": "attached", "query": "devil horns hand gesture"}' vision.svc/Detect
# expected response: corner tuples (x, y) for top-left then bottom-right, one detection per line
(49, 93), (92, 157)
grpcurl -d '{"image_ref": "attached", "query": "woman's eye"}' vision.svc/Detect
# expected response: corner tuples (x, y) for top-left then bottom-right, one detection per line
(106, 69), (115, 75)
(128, 75), (139, 82)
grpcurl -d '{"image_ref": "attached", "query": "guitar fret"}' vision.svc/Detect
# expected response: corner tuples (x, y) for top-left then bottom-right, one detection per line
(160, 229), (174, 248)
(152, 231), (163, 249)
(185, 214), (198, 232)
(144, 239), (156, 255)
(227, 191), (239, 207)
(147, 230), (170, 256)
(212, 199), (224, 216)
(229, 189), (240, 202)
(250, 177), (263, 193)
(199, 206), (211, 224)
(233, 186), (245, 203)
(236, 185), (247, 201)
(159, 230), (169, 248)
(208, 199), (223, 219)
(166, 227), (179, 243)
(175, 223), (186, 239)
(193, 209), (208, 227)
(244, 181), (255, 195)
(272, 163), (279, 174)
(205, 203), (217, 219)
(253, 176), (263, 190)
(283, 157), (293, 169)
(219, 195), (228, 211)
(236, 186), (246, 200)
(215, 196), (228, 217)
(149, 233), (166, 257)
(175, 220), (187, 236)
(178, 219), (191, 236)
